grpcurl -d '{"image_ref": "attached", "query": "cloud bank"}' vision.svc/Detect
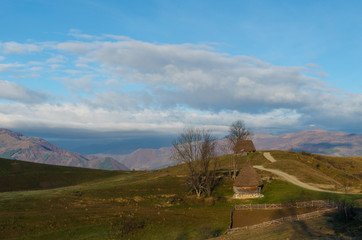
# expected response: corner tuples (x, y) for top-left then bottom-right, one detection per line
(0, 34), (361, 137)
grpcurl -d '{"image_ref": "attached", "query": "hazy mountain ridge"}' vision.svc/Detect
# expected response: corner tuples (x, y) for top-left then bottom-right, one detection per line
(0, 129), (128, 170)
(2, 128), (361, 171)
(253, 129), (362, 155)
(96, 129), (362, 170)
(94, 147), (173, 170)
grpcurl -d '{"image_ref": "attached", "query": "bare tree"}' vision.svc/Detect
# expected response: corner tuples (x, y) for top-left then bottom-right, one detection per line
(227, 120), (253, 179)
(228, 120), (253, 145)
(171, 127), (218, 197)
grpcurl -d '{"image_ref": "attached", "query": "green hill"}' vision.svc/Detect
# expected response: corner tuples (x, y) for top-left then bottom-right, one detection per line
(0, 152), (361, 239)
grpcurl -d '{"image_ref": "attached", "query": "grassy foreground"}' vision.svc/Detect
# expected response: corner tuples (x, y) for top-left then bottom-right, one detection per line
(0, 152), (361, 239)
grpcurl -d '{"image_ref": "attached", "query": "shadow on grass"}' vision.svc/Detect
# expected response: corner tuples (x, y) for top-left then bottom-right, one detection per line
(331, 207), (362, 239)
(272, 204), (362, 239)
(271, 205), (319, 239)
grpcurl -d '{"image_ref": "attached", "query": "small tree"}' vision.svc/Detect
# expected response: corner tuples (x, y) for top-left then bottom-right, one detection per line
(171, 127), (218, 197)
(227, 120), (252, 179)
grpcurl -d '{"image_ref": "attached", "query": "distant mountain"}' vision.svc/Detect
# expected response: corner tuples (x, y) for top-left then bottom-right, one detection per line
(94, 129), (362, 170)
(0, 129), (129, 170)
(94, 147), (173, 170)
(253, 129), (362, 156)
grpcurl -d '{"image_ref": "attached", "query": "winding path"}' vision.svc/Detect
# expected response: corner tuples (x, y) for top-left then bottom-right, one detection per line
(263, 152), (276, 163)
(254, 165), (357, 194)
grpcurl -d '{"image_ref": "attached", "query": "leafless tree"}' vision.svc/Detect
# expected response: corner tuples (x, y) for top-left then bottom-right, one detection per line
(171, 127), (218, 197)
(228, 120), (253, 145)
(227, 120), (253, 179)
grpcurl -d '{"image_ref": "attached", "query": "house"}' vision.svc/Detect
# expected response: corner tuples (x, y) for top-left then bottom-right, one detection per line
(233, 140), (256, 155)
(233, 161), (263, 199)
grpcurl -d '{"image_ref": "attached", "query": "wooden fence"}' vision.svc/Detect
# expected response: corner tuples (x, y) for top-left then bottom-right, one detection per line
(229, 200), (337, 231)
(234, 200), (337, 210)
(228, 208), (336, 233)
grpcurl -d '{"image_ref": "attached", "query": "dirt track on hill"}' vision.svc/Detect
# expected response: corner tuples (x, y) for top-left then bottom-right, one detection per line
(254, 165), (357, 194)
(263, 152), (276, 163)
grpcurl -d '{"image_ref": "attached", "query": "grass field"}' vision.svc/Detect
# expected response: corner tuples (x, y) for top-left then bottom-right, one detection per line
(0, 151), (361, 239)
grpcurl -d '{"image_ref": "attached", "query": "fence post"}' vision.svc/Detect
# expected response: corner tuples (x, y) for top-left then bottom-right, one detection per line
(229, 207), (235, 229)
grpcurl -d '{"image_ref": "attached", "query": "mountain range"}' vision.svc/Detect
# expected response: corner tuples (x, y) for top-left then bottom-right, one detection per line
(94, 129), (362, 170)
(253, 129), (362, 155)
(0, 128), (128, 170)
(1, 128), (361, 171)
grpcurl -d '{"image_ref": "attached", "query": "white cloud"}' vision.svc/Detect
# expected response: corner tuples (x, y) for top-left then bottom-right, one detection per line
(29, 66), (43, 71)
(0, 80), (48, 103)
(1, 42), (42, 54)
(0, 36), (361, 134)
(61, 75), (96, 93)
(68, 29), (103, 40)
(0, 102), (302, 136)
(10, 73), (40, 79)
(46, 55), (68, 63)
(0, 63), (25, 72)
(56, 41), (96, 54)
(50, 64), (63, 69)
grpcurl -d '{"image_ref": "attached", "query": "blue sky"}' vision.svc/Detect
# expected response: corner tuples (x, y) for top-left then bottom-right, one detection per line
(0, 0), (362, 151)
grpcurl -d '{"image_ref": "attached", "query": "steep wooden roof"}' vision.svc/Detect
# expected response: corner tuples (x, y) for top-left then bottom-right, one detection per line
(233, 140), (256, 153)
(233, 161), (262, 187)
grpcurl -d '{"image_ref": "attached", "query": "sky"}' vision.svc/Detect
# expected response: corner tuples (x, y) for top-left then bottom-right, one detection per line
(0, 0), (362, 152)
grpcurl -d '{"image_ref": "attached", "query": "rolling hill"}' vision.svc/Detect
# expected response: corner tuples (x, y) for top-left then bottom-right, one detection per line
(0, 157), (124, 192)
(0, 128), (128, 170)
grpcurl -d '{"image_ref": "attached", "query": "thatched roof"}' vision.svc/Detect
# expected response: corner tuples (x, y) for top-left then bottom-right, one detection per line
(233, 140), (256, 153)
(233, 161), (262, 187)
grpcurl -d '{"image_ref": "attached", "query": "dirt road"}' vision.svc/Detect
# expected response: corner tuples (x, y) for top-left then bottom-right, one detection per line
(263, 152), (276, 162)
(254, 165), (355, 194)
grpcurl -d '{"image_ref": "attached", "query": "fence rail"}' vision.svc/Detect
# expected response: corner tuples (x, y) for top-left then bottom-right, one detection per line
(234, 200), (337, 210)
(228, 208), (336, 233)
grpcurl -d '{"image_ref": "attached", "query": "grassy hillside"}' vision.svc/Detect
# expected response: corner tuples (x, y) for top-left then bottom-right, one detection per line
(0, 157), (123, 192)
(257, 151), (361, 192)
(214, 151), (361, 193)
(0, 152), (361, 239)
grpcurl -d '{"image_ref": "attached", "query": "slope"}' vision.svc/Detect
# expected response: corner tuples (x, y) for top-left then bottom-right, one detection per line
(0, 157), (125, 192)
